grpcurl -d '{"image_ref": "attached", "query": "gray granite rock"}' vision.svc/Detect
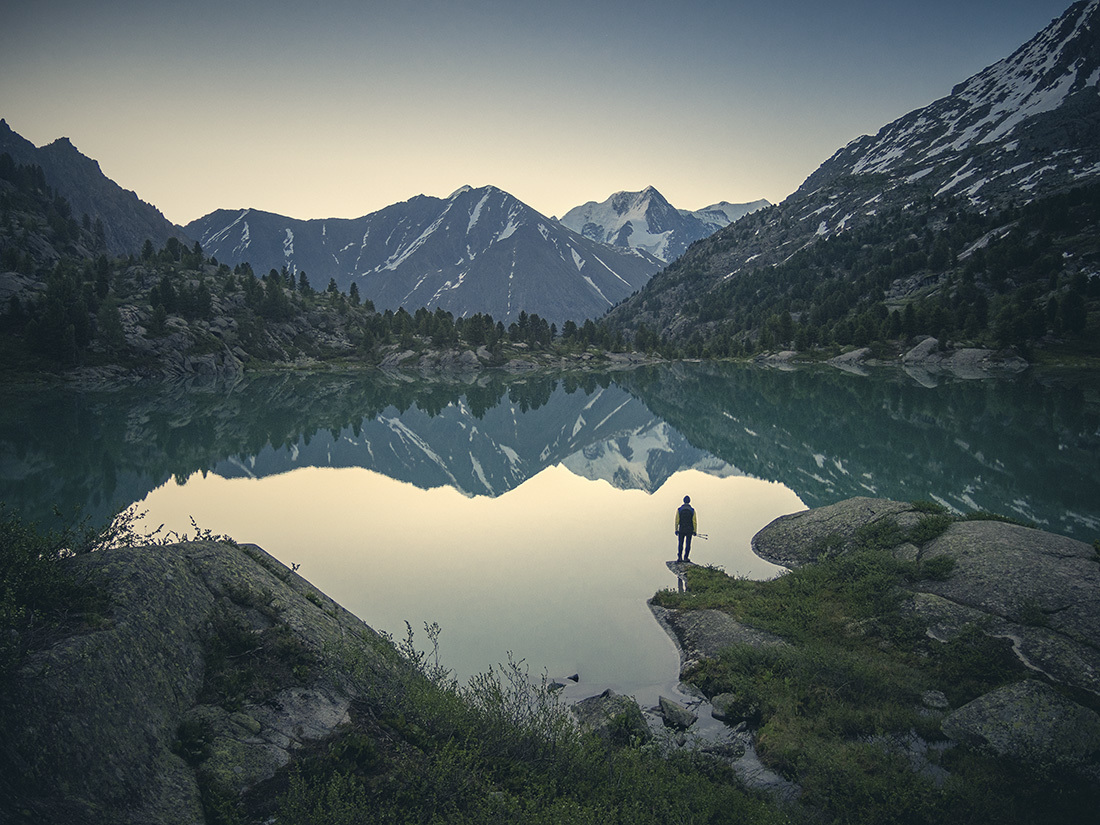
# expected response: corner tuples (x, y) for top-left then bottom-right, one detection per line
(657, 696), (698, 731)
(751, 497), (923, 568)
(571, 689), (651, 744)
(2, 541), (407, 824)
(942, 679), (1100, 767)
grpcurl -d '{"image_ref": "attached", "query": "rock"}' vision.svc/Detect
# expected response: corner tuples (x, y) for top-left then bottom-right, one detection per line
(710, 693), (741, 722)
(751, 497), (923, 568)
(901, 337), (1028, 374)
(828, 347), (872, 375)
(571, 689), (651, 744)
(649, 603), (787, 672)
(1, 541), (407, 824)
(916, 520), (1100, 696)
(942, 680), (1100, 768)
(658, 696), (697, 731)
(380, 349), (417, 369)
(921, 690), (950, 711)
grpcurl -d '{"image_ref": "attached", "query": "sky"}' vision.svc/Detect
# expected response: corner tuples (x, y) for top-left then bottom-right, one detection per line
(0, 0), (1076, 226)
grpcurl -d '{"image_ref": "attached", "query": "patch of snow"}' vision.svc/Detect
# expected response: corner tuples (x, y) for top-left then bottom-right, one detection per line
(582, 275), (612, 305)
(469, 454), (493, 494)
(467, 190), (491, 233)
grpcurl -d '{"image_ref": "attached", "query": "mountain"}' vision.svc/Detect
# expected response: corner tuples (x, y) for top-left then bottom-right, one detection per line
(186, 185), (664, 325)
(558, 186), (769, 262)
(0, 119), (189, 256)
(605, 1), (1100, 352)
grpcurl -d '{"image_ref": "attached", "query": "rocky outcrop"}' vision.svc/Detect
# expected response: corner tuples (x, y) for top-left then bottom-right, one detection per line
(750, 497), (924, 569)
(751, 498), (1100, 699)
(649, 603), (787, 672)
(1, 540), (408, 824)
(658, 496), (1100, 774)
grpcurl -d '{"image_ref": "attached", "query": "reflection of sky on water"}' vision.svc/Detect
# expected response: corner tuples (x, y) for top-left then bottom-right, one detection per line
(137, 464), (800, 688)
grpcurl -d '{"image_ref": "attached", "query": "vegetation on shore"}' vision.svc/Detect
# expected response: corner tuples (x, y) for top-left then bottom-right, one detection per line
(651, 505), (1100, 825)
(5, 153), (1100, 381)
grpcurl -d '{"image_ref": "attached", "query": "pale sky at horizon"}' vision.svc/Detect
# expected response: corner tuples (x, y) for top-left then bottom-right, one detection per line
(1, 0), (1075, 226)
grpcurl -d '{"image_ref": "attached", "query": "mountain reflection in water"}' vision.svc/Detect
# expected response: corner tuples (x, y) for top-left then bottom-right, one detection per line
(1, 363), (1097, 682)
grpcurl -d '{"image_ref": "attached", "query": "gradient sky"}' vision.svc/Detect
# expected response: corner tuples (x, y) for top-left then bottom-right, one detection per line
(1, 0), (1074, 226)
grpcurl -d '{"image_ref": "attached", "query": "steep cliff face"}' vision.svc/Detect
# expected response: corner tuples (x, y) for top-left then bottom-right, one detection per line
(1, 540), (409, 824)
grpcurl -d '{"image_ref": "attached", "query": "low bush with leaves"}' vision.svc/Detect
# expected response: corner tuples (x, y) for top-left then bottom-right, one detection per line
(259, 624), (787, 825)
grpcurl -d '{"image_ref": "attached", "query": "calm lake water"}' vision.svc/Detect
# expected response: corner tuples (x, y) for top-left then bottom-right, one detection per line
(3, 363), (1098, 701)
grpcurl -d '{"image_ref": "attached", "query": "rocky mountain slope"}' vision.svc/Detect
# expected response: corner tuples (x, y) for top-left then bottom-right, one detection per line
(186, 185), (664, 325)
(0, 119), (188, 256)
(558, 186), (768, 262)
(606, 0), (1100, 353)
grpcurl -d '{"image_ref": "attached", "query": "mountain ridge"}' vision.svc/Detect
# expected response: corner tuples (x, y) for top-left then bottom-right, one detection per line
(186, 184), (667, 325)
(0, 119), (190, 256)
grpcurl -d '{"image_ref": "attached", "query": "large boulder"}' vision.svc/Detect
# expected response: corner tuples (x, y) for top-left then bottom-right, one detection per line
(750, 497), (924, 568)
(571, 689), (651, 744)
(912, 519), (1100, 696)
(1, 541), (407, 824)
(942, 679), (1100, 768)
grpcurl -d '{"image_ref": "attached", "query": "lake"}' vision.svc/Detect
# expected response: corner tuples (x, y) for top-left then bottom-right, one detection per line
(2, 362), (1098, 704)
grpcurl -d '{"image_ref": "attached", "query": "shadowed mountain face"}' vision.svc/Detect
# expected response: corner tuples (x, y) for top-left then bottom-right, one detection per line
(186, 186), (664, 325)
(2, 365), (1097, 542)
(0, 119), (188, 256)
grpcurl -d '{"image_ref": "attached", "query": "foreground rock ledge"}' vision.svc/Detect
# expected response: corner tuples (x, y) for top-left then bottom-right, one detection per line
(2, 540), (408, 825)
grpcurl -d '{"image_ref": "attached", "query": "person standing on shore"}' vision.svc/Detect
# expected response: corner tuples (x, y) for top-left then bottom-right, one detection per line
(675, 495), (697, 563)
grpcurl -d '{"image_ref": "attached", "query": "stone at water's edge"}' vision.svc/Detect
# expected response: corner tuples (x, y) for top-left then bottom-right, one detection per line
(1, 541), (408, 825)
(750, 497), (924, 568)
(657, 696), (698, 731)
(571, 689), (651, 743)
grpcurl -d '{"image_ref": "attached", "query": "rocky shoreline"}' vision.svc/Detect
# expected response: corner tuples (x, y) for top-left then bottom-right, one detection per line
(646, 497), (1100, 788)
(6, 497), (1099, 821)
